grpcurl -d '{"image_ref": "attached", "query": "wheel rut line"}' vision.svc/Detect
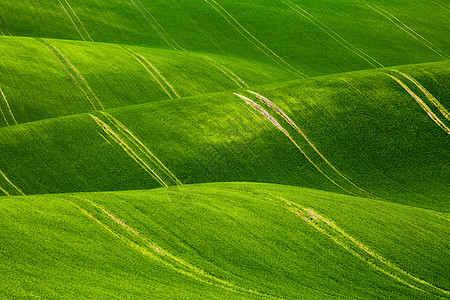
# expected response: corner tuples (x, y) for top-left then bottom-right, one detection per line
(0, 169), (24, 196)
(36, 39), (102, 110)
(56, 0), (85, 41)
(203, 56), (248, 88)
(384, 73), (450, 134)
(99, 111), (182, 185)
(234, 92), (355, 195)
(0, 14), (11, 36)
(129, 0), (183, 51)
(90, 112), (182, 186)
(390, 69), (449, 120)
(366, 2), (448, 60)
(90, 114), (169, 187)
(134, 0), (186, 51)
(280, 0), (383, 68)
(44, 41), (103, 109)
(267, 194), (449, 298)
(204, 0), (307, 78)
(0, 88), (16, 125)
(63, 0), (94, 42)
(248, 91), (374, 197)
(66, 195), (280, 299)
(120, 45), (178, 99)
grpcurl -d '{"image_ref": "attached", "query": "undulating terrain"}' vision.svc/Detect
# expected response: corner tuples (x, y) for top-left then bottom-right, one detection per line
(0, 0), (448, 299)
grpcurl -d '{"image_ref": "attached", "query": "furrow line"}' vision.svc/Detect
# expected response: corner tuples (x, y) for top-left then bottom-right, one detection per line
(385, 73), (450, 134)
(0, 170), (24, 196)
(280, 0), (383, 68)
(391, 70), (449, 120)
(37, 40), (97, 110)
(129, 0), (178, 51)
(99, 112), (182, 185)
(0, 14), (11, 36)
(366, 3), (448, 60)
(204, 0), (307, 78)
(135, 0), (186, 51)
(64, 0), (94, 42)
(120, 46), (176, 99)
(249, 91), (372, 197)
(430, 0), (450, 12)
(0, 88), (18, 125)
(235, 93), (355, 195)
(272, 195), (449, 297)
(68, 195), (276, 298)
(203, 56), (248, 88)
(57, 0), (85, 41)
(90, 114), (169, 187)
(45, 41), (104, 109)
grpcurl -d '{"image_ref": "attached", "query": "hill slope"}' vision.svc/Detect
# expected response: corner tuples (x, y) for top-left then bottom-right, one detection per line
(0, 183), (448, 299)
(0, 61), (448, 211)
(1, 0), (448, 76)
(0, 35), (293, 126)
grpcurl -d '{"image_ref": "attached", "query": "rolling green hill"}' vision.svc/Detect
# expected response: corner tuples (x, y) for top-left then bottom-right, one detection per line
(0, 36), (293, 126)
(1, 0), (448, 76)
(0, 0), (448, 298)
(0, 183), (448, 299)
(0, 61), (448, 211)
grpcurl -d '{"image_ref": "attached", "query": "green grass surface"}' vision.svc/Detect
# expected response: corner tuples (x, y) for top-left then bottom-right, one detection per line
(0, 183), (448, 299)
(0, 0), (448, 298)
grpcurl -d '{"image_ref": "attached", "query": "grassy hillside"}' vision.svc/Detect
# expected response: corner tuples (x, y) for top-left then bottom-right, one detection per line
(0, 0), (448, 298)
(0, 0), (448, 77)
(0, 183), (448, 299)
(0, 61), (448, 211)
(0, 35), (293, 126)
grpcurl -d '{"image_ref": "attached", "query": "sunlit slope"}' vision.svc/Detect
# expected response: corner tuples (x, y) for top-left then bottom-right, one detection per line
(0, 183), (448, 299)
(0, 35), (293, 126)
(0, 61), (448, 210)
(0, 0), (448, 77)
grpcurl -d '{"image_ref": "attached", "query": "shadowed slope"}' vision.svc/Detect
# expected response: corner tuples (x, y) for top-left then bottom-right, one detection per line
(0, 35), (293, 127)
(0, 0), (448, 77)
(0, 183), (448, 299)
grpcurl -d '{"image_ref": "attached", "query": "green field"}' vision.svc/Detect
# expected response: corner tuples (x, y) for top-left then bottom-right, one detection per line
(0, 0), (448, 298)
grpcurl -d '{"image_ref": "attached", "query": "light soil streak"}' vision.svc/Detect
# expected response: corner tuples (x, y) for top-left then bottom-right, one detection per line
(385, 73), (450, 134)
(235, 93), (354, 195)
(100, 112), (182, 185)
(0, 103), (9, 126)
(37, 40), (97, 110)
(270, 195), (449, 298)
(366, 3), (448, 60)
(391, 70), (449, 120)
(0, 169), (25, 196)
(90, 114), (169, 187)
(249, 91), (372, 196)
(67, 195), (274, 298)
(0, 88), (18, 125)
(46, 42), (103, 109)
(57, 0), (85, 41)
(204, 0), (307, 78)
(280, 0), (383, 68)
(64, 0), (94, 42)
(129, 0), (182, 51)
(0, 14), (11, 36)
(121, 46), (179, 99)
(135, 0), (186, 51)
(203, 56), (248, 88)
